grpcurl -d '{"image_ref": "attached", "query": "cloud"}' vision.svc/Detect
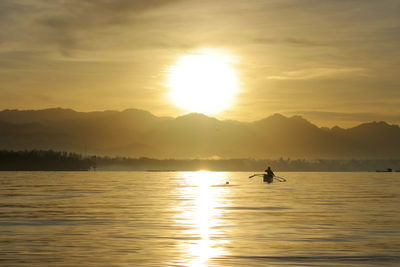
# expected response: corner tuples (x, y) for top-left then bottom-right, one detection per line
(33, 0), (181, 56)
(0, 0), (400, 124)
(254, 37), (328, 47)
(267, 67), (366, 80)
(284, 110), (400, 126)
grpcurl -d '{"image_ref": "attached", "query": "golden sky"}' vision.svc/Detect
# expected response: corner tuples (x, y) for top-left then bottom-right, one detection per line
(1, 0), (400, 127)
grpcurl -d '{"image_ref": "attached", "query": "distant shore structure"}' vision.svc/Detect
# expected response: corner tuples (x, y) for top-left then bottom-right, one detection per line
(376, 168), (393, 172)
(147, 170), (177, 172)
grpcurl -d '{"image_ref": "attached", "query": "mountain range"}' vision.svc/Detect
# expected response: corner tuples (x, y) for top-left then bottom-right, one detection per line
(0, 108), (399, 159)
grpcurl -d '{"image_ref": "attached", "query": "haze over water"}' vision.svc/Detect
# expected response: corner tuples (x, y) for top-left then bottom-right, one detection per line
(1, 171), (399, 266)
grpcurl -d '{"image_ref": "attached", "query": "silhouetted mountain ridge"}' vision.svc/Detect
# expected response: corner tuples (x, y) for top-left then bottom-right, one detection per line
(0, 108), (399, 158)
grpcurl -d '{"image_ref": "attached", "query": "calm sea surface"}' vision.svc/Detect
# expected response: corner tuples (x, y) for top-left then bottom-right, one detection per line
(0, 171), (399, 266)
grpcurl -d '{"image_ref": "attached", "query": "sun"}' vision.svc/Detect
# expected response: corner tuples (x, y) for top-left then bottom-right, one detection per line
(167, 49), (239, 115)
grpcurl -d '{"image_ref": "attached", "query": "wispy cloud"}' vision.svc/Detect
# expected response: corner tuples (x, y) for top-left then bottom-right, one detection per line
(284, 110), (400, 127)
(254, 37), (328, 47)
(33, 0), (181, 56)
(267, 67), (366, 80)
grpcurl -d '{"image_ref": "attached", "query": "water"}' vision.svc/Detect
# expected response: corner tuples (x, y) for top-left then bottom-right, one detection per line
(1, 171), (399, 266)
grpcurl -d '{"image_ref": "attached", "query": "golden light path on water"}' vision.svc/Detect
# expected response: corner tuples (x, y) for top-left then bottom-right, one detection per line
(175, 171), (230, 266)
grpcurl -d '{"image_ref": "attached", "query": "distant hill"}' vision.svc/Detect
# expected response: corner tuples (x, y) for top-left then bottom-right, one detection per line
(0, 108), (399, 159)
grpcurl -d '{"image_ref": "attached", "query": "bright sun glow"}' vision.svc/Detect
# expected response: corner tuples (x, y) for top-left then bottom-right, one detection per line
(167, 49), (239, 115)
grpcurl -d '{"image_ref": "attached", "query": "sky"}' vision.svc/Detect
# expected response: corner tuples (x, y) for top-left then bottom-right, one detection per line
(0, 0), (400, 127)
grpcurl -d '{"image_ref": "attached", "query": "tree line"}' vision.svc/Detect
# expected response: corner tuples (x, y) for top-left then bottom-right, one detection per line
(0, 150), (95, 171)
(1, 150), (399, 171)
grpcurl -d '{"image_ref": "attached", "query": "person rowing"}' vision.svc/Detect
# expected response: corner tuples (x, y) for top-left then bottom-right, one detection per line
(248, 167), (286, 182)
(263, 166), (275, 183)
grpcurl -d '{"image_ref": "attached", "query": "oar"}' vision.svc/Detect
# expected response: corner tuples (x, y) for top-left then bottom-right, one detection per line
(249, 173), (264, 178)
(274, 176), (287, 182)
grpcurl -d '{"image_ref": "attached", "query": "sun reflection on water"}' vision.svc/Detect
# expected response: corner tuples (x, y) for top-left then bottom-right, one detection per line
(175, 171), (229, 266)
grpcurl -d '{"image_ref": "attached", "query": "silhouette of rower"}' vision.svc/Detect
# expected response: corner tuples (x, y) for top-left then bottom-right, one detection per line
(264, 166), (275, 183)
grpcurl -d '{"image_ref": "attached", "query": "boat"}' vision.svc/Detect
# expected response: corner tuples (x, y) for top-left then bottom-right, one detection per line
(263, 174), (273, 183)
(249, 173), (286, 183)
